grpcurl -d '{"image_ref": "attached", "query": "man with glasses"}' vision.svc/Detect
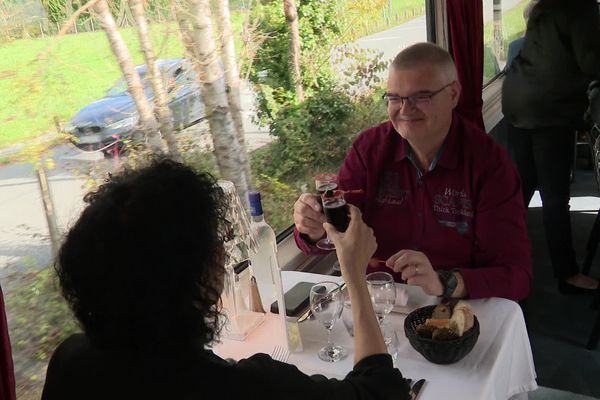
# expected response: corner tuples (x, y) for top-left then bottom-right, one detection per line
(293, 42), (532, 301)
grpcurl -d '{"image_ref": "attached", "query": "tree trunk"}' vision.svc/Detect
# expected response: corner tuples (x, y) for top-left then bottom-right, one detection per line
(214, 0), (253, 188)
(93, 0), (166, 154)
(180, 0), (250, 209)
(283, 0), (303, 102)
(36, 167), (60, 258)
(65, 0), (75, 33)
(130, 0), (182, 162)
(493, 0), (504, 62)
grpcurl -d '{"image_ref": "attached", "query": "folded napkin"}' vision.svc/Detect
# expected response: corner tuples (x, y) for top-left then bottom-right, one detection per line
(396, 286), (409, 306)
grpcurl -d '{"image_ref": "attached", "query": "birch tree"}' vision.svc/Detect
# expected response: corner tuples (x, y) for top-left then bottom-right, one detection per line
(65, 0), (75, 33)
(283, 0), (303, 101)
(93, 0), (166, 154)
(214, 0), (253, 187)
(176, 0), (250, 208)
(130, 0), (182, 161)
(493, 0), (504, 62)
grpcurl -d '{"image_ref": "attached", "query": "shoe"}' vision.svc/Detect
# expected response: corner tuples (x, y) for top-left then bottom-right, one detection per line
(558, 279), (599, 295)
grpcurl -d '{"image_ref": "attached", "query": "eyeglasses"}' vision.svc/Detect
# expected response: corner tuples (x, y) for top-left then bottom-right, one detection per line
(382, 81), (455, 108)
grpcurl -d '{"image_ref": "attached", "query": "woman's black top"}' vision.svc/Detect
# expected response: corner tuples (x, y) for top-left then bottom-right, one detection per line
(41, 334), (411, 400)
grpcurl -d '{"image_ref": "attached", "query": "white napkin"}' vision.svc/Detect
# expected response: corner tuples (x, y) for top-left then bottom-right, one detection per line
(396, 286), (409, 306)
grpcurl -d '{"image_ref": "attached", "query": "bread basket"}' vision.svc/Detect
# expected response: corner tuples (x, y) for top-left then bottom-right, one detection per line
(404, 305), (479, 364)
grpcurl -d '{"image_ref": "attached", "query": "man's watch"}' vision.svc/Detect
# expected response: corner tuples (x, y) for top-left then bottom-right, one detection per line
(437, 269), (458, 298)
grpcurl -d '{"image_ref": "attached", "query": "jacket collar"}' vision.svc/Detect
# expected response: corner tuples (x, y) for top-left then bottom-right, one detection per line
(392, 111), (459, 171)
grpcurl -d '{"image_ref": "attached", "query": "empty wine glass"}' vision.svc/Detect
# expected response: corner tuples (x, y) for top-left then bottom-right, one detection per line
(310, 282), (347, 362)
(317, 190), (350, 251)
(366, 271), (396, 324)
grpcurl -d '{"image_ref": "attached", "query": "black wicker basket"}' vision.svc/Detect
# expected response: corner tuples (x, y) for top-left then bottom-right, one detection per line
(404, 305), (480, 365)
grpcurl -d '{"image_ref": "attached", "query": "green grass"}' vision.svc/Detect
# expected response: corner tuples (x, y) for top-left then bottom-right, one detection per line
(0, 23), (183, 147)
(483, 0), (529, 82)
(0, 15), (245, 149)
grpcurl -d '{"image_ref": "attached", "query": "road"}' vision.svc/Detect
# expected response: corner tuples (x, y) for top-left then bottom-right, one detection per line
(0, 0), (525, 279)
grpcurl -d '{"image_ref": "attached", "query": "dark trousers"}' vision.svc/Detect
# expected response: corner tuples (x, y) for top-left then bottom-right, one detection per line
(507, 124), (579, 280)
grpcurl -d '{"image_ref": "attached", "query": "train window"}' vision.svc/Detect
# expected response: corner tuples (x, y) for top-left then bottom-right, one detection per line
(482, 0), (530, 84)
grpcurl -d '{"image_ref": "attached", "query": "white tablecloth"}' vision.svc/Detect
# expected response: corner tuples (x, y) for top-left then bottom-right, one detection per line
(213, 271), (538, 400)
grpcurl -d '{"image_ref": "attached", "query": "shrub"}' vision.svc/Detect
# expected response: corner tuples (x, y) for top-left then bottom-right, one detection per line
(264, 88), (355, 180)
(5, 267), (79, 362)
(249, 0), (342, 123)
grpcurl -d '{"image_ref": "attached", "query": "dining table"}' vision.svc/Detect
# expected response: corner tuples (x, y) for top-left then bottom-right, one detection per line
(212, 271), (538, 400)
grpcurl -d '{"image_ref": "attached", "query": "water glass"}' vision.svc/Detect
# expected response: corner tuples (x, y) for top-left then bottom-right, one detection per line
(310, 282), (347, 362)
(366, 271), (396, 323)
(381, 320), (399, 365)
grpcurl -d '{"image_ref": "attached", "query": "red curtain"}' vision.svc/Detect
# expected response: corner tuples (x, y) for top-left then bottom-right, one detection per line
(0, 286), (16, 400)
(446, 0), (485, 131)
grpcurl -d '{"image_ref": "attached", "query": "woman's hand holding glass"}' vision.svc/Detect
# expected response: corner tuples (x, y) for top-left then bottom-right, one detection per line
(322, 205), (376, 282)
(323, 206), (389, 364)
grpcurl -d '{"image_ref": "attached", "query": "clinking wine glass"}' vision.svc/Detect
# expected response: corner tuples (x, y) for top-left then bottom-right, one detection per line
(316, 190), (350, 251)
(366, 271), (396, 324)
(315, 172), (338, 195)
(310, 281), (347, 362)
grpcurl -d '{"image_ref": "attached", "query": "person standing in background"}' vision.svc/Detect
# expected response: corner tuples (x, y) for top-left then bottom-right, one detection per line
(503, 0), (600, 294)
(504, 0), (539, 71)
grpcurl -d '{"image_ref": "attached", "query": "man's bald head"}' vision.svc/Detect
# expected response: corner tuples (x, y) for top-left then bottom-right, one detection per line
(391, 42), (457, 82)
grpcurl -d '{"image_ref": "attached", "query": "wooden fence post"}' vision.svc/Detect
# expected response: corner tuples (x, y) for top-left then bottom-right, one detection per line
(36, 166), (60, 258)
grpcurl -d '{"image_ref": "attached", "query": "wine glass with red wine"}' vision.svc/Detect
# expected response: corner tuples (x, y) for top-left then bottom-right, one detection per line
(315, 173), (338, 195)
(317, 190), (350, 251)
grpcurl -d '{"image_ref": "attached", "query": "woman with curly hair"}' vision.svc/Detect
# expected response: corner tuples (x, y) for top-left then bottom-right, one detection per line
(41, 159), (410, 400)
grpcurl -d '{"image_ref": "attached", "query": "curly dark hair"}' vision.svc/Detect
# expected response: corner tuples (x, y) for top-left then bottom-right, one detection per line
(56, 159), (227, 355)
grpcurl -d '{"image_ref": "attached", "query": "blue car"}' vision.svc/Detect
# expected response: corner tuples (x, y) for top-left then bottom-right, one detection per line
(65, 58), (206, 155)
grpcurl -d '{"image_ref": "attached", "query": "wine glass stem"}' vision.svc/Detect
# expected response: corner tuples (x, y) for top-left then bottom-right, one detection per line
(326, 327), (334, 350)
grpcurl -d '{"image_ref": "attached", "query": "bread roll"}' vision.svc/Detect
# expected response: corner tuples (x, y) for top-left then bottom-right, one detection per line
(425, 318), (450, 329)
(453, 301), (471, 313)
(449, 309), (466, 336)
(453, 301), (475, 332)
(432, 304), (451, 319)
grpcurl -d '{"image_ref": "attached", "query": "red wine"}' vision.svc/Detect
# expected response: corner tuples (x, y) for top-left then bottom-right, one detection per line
(317, 182), (338, 194)
(323, 198), (349, 232)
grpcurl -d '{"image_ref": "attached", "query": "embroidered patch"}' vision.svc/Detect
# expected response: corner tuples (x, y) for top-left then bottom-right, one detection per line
(433, 188), (473, 218)
(376, 172), (410, 206)
(433, 187), (473, 235)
